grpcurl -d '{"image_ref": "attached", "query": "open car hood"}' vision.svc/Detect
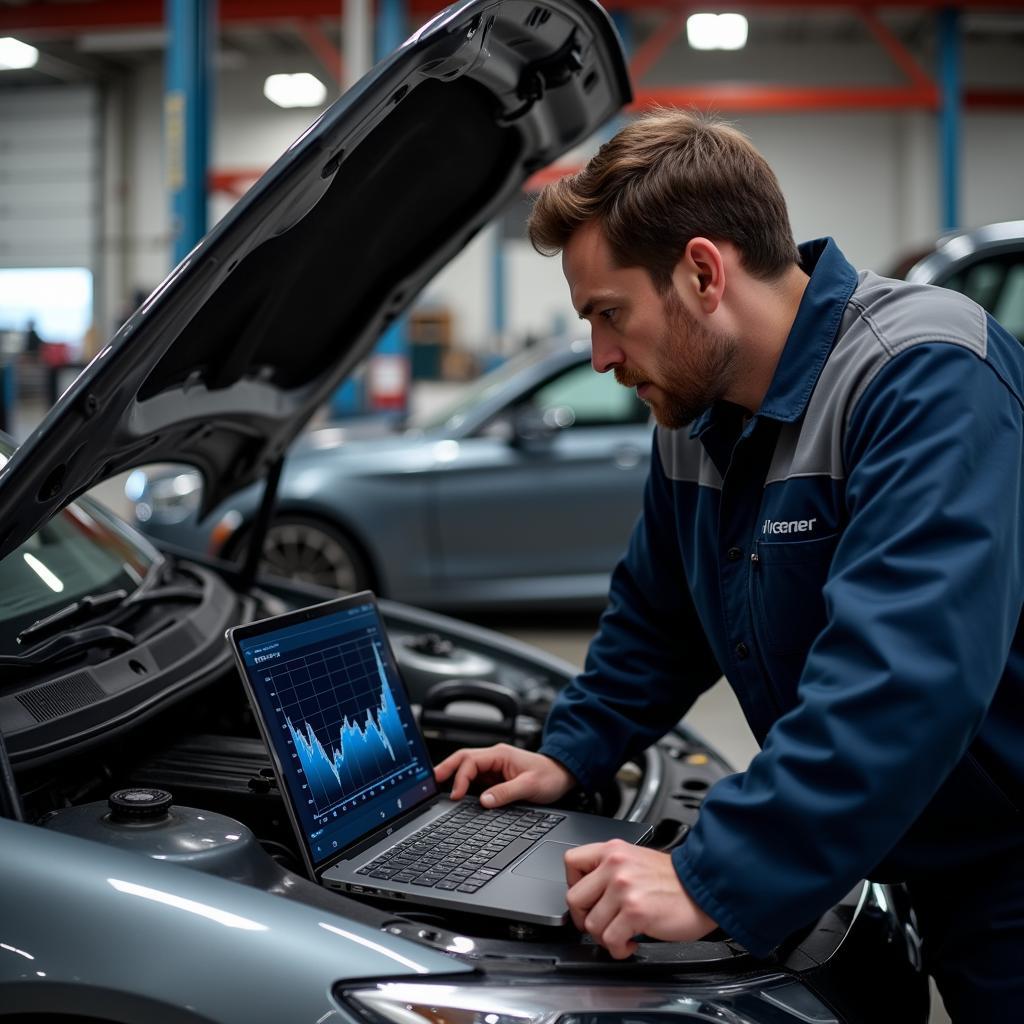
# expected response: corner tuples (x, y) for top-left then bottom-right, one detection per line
(0, 0), (629, 561)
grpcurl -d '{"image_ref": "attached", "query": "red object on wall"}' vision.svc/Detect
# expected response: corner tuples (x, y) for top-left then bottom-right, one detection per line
(39, 342), (73, 367)
(366, 353), (409, 412)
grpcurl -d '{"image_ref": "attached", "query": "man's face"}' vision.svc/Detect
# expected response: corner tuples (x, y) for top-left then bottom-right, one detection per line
(562, 220), (738, 428)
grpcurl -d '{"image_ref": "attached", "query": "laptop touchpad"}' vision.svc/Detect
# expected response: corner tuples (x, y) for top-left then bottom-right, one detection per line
(511, 841), (574, 883)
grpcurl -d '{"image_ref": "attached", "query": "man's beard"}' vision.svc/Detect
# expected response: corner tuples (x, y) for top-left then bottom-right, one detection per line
(616, 291), (738, 429)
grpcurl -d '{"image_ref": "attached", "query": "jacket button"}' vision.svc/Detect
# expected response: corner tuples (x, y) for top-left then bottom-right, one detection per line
(735, 642), (750, 660)
(726, 546), (742, 561)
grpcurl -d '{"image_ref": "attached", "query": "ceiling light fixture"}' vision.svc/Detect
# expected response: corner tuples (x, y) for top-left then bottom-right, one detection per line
(686, 13), (749, 51)
(263, 72), (327, 109)
(0, 37), (39, 70)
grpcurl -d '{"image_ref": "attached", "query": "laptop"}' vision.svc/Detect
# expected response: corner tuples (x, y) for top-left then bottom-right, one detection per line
(226, 591), (653, 926)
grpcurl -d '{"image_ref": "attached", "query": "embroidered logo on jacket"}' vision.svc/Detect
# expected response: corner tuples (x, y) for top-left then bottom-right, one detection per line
(762, 518), (817, 535)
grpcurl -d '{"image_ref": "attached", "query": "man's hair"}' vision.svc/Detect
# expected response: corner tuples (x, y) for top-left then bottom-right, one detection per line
(528, 109), (799, 288)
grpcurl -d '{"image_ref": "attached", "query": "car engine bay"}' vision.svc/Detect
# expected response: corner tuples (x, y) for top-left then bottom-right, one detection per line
(2, 555), (928, 1021)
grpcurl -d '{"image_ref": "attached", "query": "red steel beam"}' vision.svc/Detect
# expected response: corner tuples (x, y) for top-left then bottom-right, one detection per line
(218, 69), (1024, 205)
(629, 12), (686, 82)
(632, 84), (1024, 111)
(965, 88), (1024, 108)
(294, 18), (344, 87)
(601, 0), (1024, 8)
(524, 164), (580, 191)
(0, 1), (362, 33)
(858, 7), (934, 89)
(5, 0), (1024, 34)
(210, 169), (262, 199)
(632, 84), (941, 111)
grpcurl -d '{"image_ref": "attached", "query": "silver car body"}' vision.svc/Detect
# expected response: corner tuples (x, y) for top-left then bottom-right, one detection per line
(0, 816), (462, 1020)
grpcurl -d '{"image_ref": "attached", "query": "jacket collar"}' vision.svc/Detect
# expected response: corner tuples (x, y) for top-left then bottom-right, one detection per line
(690, 237), (859, 439)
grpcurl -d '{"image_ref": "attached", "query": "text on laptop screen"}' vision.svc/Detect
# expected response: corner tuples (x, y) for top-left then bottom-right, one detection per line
(237, 601), (436, 867)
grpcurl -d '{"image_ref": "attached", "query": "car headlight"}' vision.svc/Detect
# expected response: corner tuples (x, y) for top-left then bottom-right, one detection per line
(342, 979), (840, 1024)
(127, 469), (202, 524)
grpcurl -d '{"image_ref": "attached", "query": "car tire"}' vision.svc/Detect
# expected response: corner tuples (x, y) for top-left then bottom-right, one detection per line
(258, 516), (373, 594)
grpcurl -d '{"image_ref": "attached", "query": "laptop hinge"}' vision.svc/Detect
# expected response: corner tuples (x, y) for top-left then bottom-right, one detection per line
(332, 795), (446, 864)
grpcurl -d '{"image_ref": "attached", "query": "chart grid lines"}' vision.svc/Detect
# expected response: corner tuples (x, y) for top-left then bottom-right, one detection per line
(261, 634), (414, 817)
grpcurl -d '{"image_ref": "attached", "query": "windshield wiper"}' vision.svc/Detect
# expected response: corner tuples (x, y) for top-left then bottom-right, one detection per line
(0, 624), (137, 675)
(15, 572), (206, 651)
(16, 589), (129, 648)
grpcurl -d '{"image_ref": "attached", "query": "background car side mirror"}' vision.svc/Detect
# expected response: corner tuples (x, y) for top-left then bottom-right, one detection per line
(509, 404), (575, 449)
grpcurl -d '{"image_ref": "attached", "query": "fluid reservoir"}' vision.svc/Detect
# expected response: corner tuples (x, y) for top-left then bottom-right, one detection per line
(42, 787), (278, 886)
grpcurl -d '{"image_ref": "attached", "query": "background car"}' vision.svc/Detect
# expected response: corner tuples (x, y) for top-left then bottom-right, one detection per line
(897, 219), (1024, 343)
(129, 218), (1024, 614)
(127, 337), (653, 612)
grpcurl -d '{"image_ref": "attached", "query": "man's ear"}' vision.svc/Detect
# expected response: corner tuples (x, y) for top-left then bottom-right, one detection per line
(673, 238), (725, 315)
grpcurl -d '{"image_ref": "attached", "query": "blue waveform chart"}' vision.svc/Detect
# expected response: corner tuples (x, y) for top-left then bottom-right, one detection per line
(283, 645), (415, 814)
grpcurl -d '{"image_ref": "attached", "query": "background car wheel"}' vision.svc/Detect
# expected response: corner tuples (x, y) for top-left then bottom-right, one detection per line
(259, 517), (372, 593)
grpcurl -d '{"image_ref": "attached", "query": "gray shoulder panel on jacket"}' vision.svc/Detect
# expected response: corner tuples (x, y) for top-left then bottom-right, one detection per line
(766, 272), (988, 485)
(658, 426), (723, 489)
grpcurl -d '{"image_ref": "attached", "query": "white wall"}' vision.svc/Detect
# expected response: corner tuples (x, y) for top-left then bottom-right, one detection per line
(97, 29), (1024, 355)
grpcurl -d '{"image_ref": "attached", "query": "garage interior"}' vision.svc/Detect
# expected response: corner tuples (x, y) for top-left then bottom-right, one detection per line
(1, 3), (1022, 1020)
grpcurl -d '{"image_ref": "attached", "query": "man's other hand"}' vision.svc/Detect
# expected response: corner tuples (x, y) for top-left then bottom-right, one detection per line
(565, 840), (717, 959)
(433, 743), (575, 808)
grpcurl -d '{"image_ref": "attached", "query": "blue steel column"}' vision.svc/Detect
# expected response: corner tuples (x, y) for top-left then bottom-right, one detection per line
(606, 11), (632, 142)
(376, 0), (406, 66)
(374, 0), (410, 406)
(937, 7), (961, 232)
(612, 11), (634, 57)
(165, 0), (216, 265)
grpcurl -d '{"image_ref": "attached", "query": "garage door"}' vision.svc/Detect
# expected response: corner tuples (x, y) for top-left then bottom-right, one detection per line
(0, 85), (100, 270)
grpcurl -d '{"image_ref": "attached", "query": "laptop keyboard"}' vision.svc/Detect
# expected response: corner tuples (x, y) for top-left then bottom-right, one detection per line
(356, 803), (565, 893)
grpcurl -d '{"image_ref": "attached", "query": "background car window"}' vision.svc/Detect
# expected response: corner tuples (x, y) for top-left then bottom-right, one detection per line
(944, 254), (1024, 342)
(530, 362), (651, 427)
(410, 346), (549, 431)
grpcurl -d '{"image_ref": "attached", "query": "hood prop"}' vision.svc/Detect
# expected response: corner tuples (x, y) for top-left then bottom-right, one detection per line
(0, 729), (24, 822)
(239, 455), (284, 591)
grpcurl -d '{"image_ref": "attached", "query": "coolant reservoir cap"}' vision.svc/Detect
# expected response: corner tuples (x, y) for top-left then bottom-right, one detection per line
(108, 787), (174, 821)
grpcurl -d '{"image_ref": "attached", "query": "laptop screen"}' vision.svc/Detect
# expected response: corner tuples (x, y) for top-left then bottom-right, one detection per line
(233, 594), (437, 869)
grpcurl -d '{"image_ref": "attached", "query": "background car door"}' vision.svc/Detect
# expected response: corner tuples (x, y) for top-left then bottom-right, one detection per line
(432, 361), (652, 599)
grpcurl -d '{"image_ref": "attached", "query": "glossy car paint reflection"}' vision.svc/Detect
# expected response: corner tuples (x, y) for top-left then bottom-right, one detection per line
(0, 818), (459, 1020)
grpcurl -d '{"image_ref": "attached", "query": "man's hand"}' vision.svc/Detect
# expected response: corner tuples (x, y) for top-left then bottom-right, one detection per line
(434, 743), (575, 808)
(565, 840), (717, 959)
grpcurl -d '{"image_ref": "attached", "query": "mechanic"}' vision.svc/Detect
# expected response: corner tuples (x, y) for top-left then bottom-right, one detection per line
(434, 109), (1024, 1019)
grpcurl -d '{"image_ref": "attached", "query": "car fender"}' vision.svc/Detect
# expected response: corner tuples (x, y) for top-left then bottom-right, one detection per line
(0, 818), (464, 1023)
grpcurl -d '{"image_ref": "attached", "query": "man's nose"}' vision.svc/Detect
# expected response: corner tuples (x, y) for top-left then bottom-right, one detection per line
(591, 332), (624, 374)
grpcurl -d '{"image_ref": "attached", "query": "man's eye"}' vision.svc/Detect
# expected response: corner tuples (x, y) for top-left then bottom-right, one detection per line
(599, 308), (618, 322)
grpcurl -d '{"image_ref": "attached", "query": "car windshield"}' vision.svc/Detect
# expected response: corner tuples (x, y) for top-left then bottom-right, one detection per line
(0, 438), (158, 653)
(408, 344), (562, 432)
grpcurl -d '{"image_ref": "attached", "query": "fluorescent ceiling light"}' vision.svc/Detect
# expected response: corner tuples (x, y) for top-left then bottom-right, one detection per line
(23, 553), (64, 593)
(0, 37), (39, 70)
(687, 13), (748, 51)
(263, 72), (327, 109)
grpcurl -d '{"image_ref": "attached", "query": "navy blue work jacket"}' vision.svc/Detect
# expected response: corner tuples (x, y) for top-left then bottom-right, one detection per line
(539, 239), (1024, 956)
